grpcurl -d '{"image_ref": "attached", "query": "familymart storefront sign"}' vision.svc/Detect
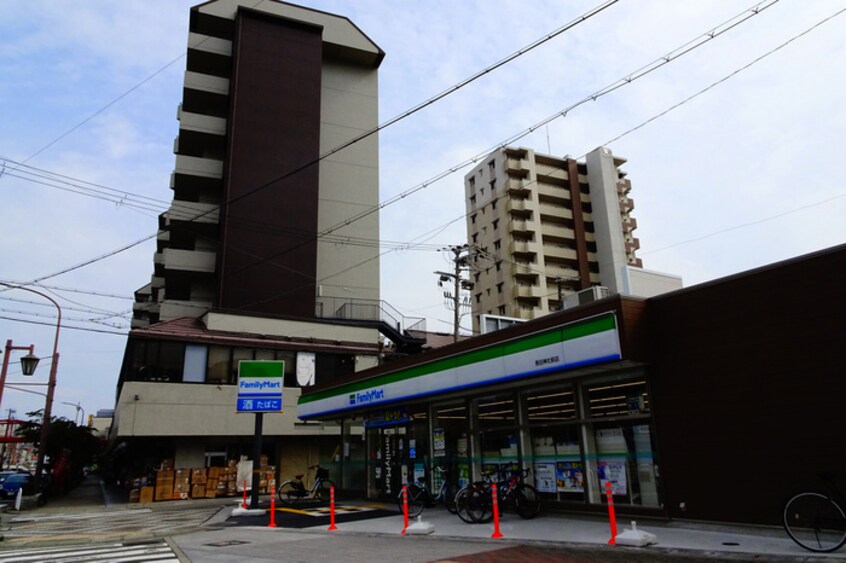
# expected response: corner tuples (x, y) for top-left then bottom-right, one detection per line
(298, 313), (621, 419)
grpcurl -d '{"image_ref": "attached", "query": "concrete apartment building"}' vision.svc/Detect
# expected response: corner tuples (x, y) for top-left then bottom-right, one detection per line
(464, 146), (681, 332)
(110, 0), (417, 489)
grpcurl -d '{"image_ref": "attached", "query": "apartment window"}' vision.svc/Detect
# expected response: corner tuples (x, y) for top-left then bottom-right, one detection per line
(491, 199), (497, 210)
(480, 187), (485, 196)
(495, 261), (502, 272)
(471, 214), (477, 224)
(472, 233), (478, 244)
(470, 195), (476, 206)
(497, 282), (504, 294)
(469, 177), (475, 189)
(490, 179), (496, 191)
(493, 219), (499, 230)
(475, 293), (482, 304)
(474, 272), (481, 282)
(494, 239), (501, 250)
(486, 288), (491, 296)
(498, 305), (506, 314)
(207, 346), (231, 384)
(488, 160), (495, 174)
(183, 344), (208, 383)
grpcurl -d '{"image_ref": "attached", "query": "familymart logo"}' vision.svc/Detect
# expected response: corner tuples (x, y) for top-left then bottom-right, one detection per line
(349, 388), (385, 406)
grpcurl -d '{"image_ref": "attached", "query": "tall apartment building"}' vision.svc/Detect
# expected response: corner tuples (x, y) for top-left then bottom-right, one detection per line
(465, 146), (680, 333)
(110, 1), (412, 490)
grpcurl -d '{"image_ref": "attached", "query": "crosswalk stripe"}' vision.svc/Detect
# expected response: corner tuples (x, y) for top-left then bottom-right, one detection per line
(0, 540), (179, 563)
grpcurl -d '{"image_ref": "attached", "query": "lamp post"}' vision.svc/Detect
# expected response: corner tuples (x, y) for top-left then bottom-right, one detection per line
(0, 283), (61, 492)
(60, 401), (84, 426)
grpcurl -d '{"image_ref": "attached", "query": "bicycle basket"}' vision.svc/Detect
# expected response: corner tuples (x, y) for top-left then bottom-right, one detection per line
(316, 467), (330, 479)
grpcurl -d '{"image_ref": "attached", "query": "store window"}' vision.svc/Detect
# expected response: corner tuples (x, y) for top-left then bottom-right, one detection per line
(476, 393), (519, 478)
(432, 401), (471, 488)
(525, 387), (585, 503)
(585, 378), (660, 508)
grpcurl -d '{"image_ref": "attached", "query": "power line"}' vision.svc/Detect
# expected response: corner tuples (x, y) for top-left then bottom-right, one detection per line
(0, 315), (126, 336)
(4, 0), (619, 290)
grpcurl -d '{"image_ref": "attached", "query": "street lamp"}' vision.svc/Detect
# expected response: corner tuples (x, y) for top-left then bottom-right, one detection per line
(0, 340), (38, 410)
(0, 283), (61, 492)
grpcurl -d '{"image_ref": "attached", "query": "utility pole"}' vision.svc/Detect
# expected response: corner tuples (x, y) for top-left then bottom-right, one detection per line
(435, 244), (475, 342)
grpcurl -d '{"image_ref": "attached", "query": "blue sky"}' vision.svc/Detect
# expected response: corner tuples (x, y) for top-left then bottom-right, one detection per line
(1, 0), (845, 421)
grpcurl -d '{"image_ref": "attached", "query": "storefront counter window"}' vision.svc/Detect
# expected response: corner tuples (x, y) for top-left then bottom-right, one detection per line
(477, 393), (519, 480)
(432, 401), (472, 488)
(586, 378), (661, 508)
(525, 386), (585, 502)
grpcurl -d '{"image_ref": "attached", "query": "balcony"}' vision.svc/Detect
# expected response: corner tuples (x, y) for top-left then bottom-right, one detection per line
(509, 240), (539, 257)
(184, 70), (230, 96)
(177, 106), (227, 136)
(165, 200), (220, 225)
(512, 285), (543, 300)
(174, 155), (224, 179)
(543, 245), (578, 261)
(505, 158), (530, 178)
(507, 197), (536, 215)
(162, 248), (216, 274)
(187, 32), (232, 56)
(541, 223), (575, 240)
(506, 178), (531, 196)
(508, 218), (535, 235)
(158, 299), (214, 321)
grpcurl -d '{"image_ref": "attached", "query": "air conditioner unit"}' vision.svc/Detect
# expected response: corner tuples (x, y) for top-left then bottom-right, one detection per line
(564, 286), (609, 309)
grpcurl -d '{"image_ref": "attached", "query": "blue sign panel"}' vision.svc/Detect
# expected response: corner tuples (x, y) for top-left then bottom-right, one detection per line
(238, 398), (283, 413)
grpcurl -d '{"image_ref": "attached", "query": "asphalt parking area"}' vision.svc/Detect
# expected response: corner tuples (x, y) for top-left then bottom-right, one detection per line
(225, 503), (398, 529)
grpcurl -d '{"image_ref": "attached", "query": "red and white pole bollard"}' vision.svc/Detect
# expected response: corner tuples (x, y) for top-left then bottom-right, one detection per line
(491, 482), (503, 538)
(242, 480), (248, 509)
(401, 485), (409, 535)
(328, 486), (337, 531)
(268, 494), (277, 528)
(605, 481), (617, 545)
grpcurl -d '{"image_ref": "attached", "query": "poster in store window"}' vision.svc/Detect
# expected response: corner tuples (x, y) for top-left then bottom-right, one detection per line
(433, 428), (446, 457)
(534, 463), (556, 493)
(556, 461), (585, 493)
(597, 460), (627, 495)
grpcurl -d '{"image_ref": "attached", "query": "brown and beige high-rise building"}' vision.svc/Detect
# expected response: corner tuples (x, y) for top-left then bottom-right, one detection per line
(465, 146), (680, 333)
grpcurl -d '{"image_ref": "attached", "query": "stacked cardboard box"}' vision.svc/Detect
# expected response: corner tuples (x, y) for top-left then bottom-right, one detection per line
(190, 467), (207, 499)
(174, 469), (191, 500)
(155, 469), (174, 501)
(140, 486), (154, 504)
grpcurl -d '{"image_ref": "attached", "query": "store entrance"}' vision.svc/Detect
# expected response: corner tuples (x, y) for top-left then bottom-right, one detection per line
(366, 407), (428, 500)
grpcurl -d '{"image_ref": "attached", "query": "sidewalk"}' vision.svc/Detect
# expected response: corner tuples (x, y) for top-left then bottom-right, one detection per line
(7, 480), (842, 561)
(181, 501), (843, 561)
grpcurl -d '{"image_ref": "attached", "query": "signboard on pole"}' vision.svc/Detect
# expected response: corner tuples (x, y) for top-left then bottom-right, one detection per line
(237, 360), (284, 413)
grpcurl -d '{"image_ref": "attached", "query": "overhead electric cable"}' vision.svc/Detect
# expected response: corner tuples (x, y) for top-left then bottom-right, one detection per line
(8, 0), (619, 287)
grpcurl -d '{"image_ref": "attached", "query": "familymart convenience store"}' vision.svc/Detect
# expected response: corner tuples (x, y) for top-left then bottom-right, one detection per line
(297, 299), (662, 513)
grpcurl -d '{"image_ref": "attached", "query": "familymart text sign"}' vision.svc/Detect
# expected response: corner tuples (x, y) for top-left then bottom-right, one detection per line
(237, 360), (284, 413)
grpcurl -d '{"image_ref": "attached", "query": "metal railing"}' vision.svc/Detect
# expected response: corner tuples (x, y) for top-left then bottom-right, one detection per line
(315, 297), (426, 337)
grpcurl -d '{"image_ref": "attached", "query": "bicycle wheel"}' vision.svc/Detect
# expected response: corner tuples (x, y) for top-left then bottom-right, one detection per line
(783, 492), (846, 552)
(454, 486), (480, 524)
(465, 485), (493, 523)
(315, 480), (335, 504)
(400, 483), (426, 517)
(444, 482), (459, 514)
(514, 483), (541, 519)
(277, 481), (300, 506)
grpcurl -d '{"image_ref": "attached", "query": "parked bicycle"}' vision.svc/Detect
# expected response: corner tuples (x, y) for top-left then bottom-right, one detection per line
(783, 472), (846, 553)
(456, 467), (541, 523)
(397, 466), (459, 517)
(277, 464), (335, 507)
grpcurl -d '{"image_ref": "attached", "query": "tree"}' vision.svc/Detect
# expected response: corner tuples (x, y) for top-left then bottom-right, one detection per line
(16, 410), (103, 492)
